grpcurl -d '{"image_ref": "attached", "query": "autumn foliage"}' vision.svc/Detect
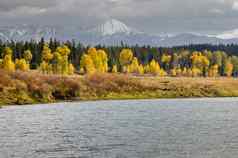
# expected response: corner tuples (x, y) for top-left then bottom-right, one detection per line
(0, 45), (238, 78)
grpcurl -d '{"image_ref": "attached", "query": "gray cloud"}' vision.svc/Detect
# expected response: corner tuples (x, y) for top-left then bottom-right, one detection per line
(0, 0), (238, 34)
(0, 0), (57, 11)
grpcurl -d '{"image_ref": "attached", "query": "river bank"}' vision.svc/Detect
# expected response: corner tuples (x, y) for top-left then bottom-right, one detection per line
(1, 70), (238, 105)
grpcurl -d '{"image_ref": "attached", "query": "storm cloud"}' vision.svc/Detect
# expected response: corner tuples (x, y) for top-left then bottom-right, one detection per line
(0, 0), (238, 34)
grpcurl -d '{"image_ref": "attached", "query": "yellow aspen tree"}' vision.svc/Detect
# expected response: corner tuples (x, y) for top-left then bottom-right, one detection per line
(144, 65), (150, 74)
(182, 67), (188, 76)
(201, 56), (210, 76)
(42, 44), (53, 62)
(15, 59), (29, 71)
(121, 66), (127, 73)
(52, 51), (63, 74)
(129, 57), (140, 74)
(187, 69), (193, 77)
(191, 52), (210, 76)
(79, 68), (85, 74)
(149, 59), (160, 75)
(85, 48), (109, 73)
(119, 49), (133, 71)
(68, 64), (75, 75)
(23, 50), (32, 70)
(57, 45), (71, 56)
(161, 54), (172, 70)
(3, 55), (15, 72)
(171, 68), (177, 77)
(2, 47), (15, 72)
(126, 66), (131, 73)
(224, 63), (233, 77)
(208, 65), (219, 77)
(61, 55), (69, 75)
(213, 65), (219, 77)
(39, 62), (51, 74)
(88, 48), (98, 63)
(138, 64), (144, 75)
(80, 54), (96, 74)
(208, 68), (213, 77)
(39, 61), (48, 74)
(56, 45), (71, 75)
(192, 67), (202, 77)
(2, 47), (13, 57)
(176, 67), (182, 77)
(97, 49), (108, 73)
(190, 52), (200, 66)
(23, 50), (32, 64)
(88, 47), (101, 70)
(159, 69), (167, 77)
(40, 44), (53, 74)
(112, 65), (118, 73)
(0, 59), (3, 68)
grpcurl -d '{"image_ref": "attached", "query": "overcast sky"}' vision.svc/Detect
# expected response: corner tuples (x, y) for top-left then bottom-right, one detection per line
(0, 0), (238, 34)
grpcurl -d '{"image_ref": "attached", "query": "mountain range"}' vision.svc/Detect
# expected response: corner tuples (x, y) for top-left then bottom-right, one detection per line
(1, 19), (238, 47)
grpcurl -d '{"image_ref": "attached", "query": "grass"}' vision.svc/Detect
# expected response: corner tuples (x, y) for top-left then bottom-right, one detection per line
(1, 69), (238, 106)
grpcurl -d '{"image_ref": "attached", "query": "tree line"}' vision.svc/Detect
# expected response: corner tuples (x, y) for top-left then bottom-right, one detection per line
(0, 38), (238, 77)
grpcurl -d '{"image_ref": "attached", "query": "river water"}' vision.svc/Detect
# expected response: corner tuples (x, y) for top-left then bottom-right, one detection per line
(1, 98), (238, 158)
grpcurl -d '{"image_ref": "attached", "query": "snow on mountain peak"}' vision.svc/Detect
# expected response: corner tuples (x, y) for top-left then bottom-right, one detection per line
(91, 19), (133, 36)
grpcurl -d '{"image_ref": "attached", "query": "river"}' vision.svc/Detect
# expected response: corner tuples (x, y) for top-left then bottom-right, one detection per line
(1, 98), (238, 158)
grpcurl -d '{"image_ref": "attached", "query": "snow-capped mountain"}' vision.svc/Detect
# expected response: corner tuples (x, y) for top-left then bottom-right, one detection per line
(88, 19), (136, 36)
(1, 19), (238, 46)
(0, 25), (58, 41)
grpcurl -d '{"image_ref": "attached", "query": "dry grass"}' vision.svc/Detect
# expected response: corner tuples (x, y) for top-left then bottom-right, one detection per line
(1, 70), (238, 105)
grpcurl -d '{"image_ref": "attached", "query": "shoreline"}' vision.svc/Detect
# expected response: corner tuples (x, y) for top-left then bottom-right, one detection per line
(2, 95), (237, 106)
(1, 97), (238, 108)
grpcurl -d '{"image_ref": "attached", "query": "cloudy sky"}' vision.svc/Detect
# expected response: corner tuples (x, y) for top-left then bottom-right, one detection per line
(0, 0), (238, 34)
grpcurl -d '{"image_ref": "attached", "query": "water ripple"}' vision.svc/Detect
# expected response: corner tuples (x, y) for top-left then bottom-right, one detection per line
(1, 98), (238, 158)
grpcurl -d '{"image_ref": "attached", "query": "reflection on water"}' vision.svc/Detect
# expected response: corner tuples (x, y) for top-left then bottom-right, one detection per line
(1, 98), (238, 158)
